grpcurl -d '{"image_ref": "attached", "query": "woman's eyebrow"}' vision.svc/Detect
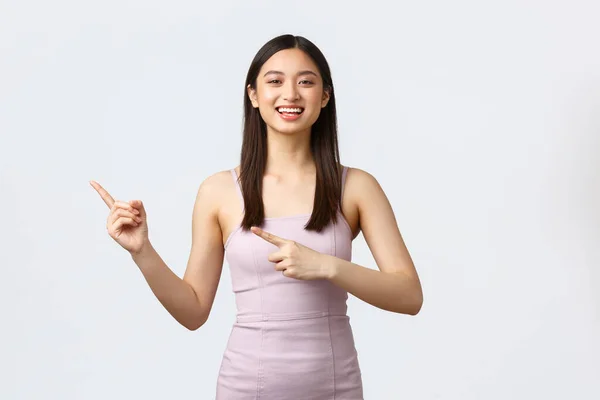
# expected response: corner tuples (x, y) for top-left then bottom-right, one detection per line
(263, 70), (318, 78)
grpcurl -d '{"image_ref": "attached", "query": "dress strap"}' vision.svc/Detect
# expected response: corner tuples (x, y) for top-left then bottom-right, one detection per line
(230, 168), (245, 210)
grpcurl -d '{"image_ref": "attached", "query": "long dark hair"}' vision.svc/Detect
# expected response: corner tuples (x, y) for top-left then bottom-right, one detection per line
(239, 34), (342, 233)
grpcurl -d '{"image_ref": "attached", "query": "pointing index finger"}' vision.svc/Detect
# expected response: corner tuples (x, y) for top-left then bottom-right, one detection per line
(251, 226), (286, 247)
(89, 180), (115, 209)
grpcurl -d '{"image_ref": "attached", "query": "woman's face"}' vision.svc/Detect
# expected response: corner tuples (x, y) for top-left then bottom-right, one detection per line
(248, 48), (330, 136)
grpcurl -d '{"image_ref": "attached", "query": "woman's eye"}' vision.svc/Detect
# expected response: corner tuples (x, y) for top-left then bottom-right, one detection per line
(267, 79), (313, 85)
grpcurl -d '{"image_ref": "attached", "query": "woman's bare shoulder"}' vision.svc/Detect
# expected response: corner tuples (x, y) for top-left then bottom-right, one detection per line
(345, 165), (388, 195)
(342, 166), (387, 210)
(193, 167), (238, 209)
(344, 166), (379, 189)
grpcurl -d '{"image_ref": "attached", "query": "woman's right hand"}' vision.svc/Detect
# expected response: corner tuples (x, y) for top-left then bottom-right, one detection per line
(90, 180), (149, 255)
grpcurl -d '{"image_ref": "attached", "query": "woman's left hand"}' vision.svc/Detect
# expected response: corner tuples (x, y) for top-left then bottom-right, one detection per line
(251, 226), (332, 280)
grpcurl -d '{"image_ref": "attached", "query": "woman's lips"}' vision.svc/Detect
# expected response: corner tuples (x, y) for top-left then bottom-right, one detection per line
(278, 111), (302, 121)
(276, 107), (304, 121)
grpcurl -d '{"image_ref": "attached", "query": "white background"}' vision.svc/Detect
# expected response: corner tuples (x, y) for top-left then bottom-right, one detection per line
(2, 0), (599, 399)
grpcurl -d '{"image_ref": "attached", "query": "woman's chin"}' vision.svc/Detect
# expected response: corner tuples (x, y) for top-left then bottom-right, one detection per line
(267, 122), (312, 136)
(271, 117), (319, 135)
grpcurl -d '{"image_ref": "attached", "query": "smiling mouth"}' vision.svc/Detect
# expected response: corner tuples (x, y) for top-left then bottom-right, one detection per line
(276, 107), (304, 115)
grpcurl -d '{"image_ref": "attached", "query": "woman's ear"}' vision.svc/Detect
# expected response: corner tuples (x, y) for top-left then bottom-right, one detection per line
(247, 84), (259, 108)
(321, 86), (331, 108)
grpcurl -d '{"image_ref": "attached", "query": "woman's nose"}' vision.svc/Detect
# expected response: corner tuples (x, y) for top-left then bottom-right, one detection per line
(282, 82), (300, 101)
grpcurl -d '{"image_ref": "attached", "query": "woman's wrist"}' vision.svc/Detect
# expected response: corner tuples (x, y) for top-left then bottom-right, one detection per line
(130, 239), (154, 259)
(321, 254), (339, 280)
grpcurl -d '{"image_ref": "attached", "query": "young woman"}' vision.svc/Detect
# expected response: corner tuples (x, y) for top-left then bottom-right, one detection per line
(91, 34), (423, 399)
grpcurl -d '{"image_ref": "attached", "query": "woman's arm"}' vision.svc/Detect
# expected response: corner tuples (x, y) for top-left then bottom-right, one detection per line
(325, 168), (423, 315)
(131, 173), (225, 330)
(325, 257), (422, 315)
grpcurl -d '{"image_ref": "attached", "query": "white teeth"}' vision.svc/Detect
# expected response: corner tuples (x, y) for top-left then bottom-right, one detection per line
(278, 107), (303, 113)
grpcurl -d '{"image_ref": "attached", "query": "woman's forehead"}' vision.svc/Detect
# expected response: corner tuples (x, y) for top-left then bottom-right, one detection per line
(260, 49), (320, 76)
